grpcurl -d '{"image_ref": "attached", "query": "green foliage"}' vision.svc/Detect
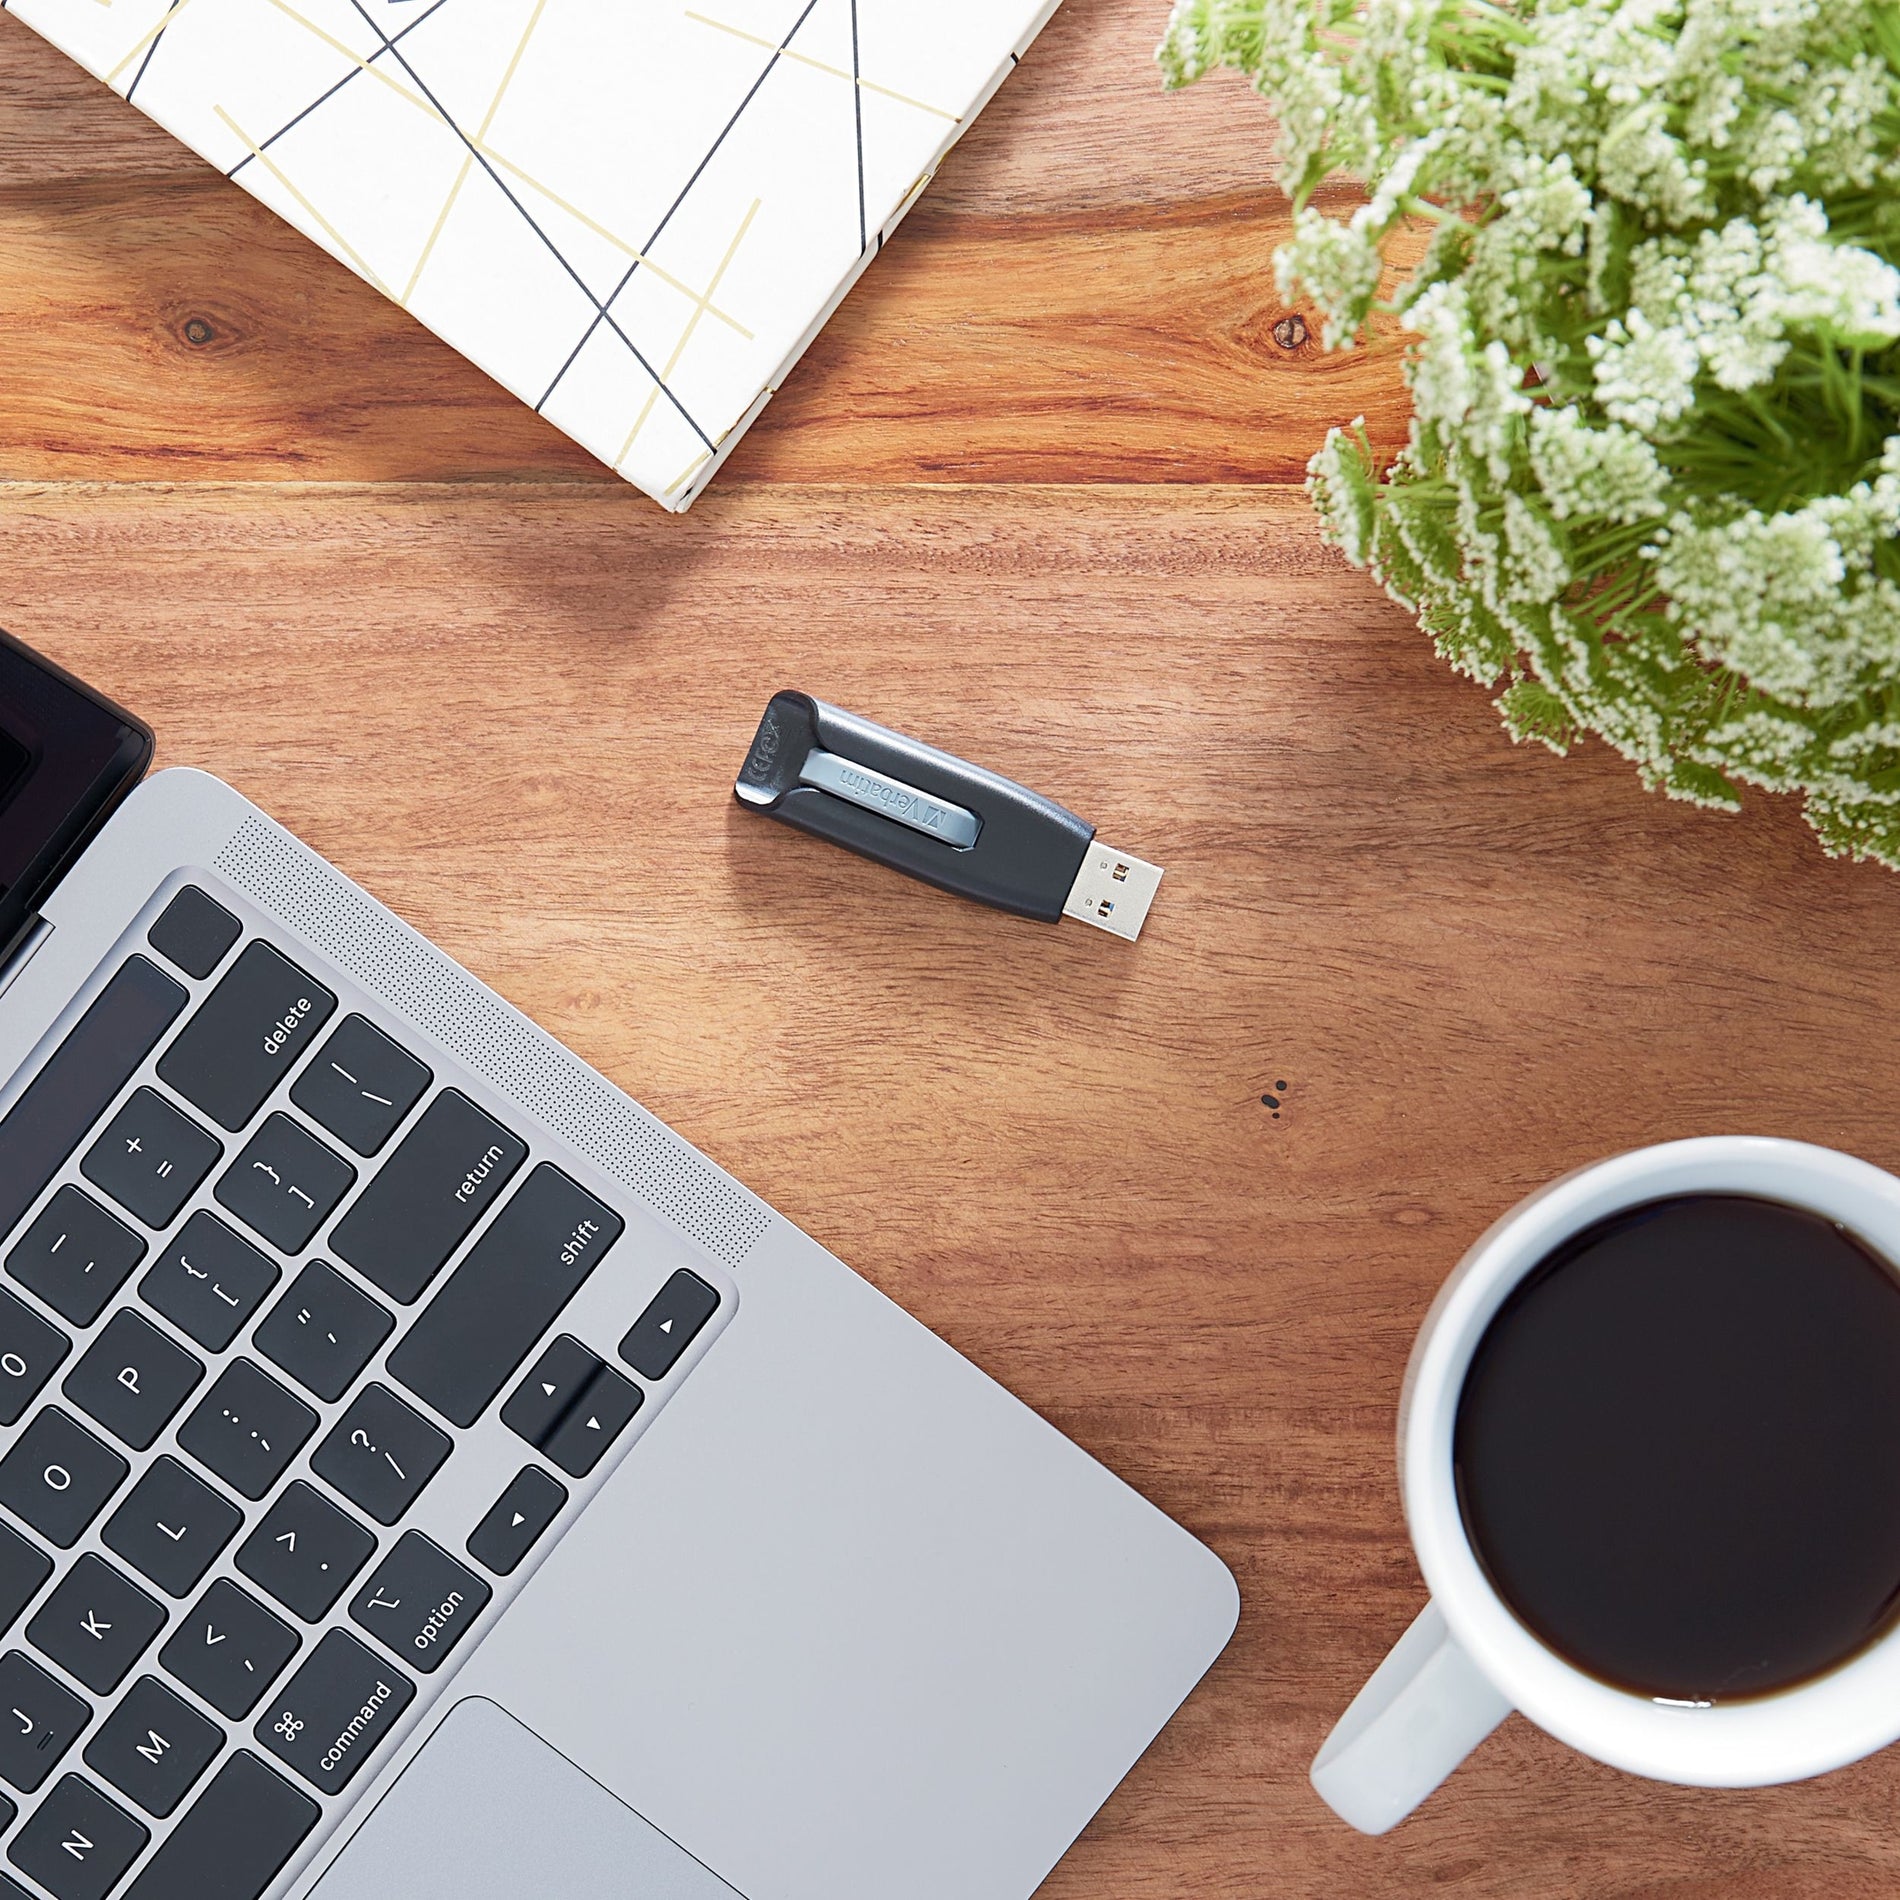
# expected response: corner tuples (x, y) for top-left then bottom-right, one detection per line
(1162, 0), (1900, 865)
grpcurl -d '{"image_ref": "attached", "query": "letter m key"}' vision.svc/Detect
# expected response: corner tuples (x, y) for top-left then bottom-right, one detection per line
(136, 1728), (171, 1764)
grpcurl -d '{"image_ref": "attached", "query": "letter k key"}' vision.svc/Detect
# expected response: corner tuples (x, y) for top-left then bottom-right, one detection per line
(26, 1553), (170, 1696)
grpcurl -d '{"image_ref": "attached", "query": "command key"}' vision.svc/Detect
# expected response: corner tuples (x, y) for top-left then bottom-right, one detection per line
(256, 1628), (414, 1795)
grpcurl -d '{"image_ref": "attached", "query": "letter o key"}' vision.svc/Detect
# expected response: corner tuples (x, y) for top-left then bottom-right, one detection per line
(0, 1353), (25, 1380)
(43, 1464), (71, 1492)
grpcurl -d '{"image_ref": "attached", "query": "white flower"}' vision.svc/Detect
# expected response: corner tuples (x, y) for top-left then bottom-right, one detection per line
(1503, 493), (1573, 602)
(1597, 98), (1714, 225)
(1766, 197), (1900, 344)
(1402, 283), (1534, 478)
(1307, 421), (1378, 566)
(1528, 407), (1670, 521)
(1586, 309), (1702, 431)
(1276, 207), (1383, 348)
(1161, 0), (1900, 868)
(1654, 503), (1900, 707)
(1495, 152), (1592, 258)
(1402, 279), (1476, 431)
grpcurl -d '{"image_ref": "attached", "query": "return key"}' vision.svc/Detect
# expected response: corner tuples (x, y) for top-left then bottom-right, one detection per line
(328, 1091), (526, 1304)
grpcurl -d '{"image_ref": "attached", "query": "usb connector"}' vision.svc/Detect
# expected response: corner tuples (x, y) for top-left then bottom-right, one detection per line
(1062, 844), (1164, 942)
(735, 692), (1166, 943)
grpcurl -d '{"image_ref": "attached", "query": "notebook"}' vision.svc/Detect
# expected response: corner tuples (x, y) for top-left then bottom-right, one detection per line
(10, 0), (1059, 508)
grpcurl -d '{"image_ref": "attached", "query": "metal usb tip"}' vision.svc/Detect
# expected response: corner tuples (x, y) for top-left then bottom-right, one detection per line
(1062, 844), (1164, 942)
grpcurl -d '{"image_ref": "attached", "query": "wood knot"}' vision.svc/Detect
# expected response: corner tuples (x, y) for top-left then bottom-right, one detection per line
(181, 316), (217, 348)
(1271, 314), (1309, 352)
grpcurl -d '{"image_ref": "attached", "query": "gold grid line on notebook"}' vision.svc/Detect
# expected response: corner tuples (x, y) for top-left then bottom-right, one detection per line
(684, 8), (960, 121)
(615, 196), (761, 473)
(214, 101), (398, 300)
(238, 0), (753, 342)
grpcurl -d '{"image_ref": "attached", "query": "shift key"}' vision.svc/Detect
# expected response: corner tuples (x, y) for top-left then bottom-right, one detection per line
(329, 1091), (526, 1303)
(389, 1165), (623, 1427)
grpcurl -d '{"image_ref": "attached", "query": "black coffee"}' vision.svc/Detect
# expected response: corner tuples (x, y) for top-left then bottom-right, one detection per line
(1455, 1193), (1900, 1702)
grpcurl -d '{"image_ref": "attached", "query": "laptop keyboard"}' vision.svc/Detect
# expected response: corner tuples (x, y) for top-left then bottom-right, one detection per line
(0, 885), (724, 1900)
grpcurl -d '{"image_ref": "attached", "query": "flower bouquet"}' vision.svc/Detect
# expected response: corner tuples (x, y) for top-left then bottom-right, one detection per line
(1161, 0), (1900, 864)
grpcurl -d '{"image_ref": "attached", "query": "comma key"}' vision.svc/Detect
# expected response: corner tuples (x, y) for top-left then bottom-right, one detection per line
(159, 1580), (299, 1721)
(256, 1629), (413, 1796)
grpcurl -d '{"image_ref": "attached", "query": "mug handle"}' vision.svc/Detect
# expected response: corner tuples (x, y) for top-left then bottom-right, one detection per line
(1309, 1600), (1512, 1833)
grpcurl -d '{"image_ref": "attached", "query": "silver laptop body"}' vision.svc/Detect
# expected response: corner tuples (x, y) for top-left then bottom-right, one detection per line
(0, 766), (1238, 1900)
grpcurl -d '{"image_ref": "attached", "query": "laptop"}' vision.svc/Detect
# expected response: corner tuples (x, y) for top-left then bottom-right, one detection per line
(0, 627), (1239, 1900)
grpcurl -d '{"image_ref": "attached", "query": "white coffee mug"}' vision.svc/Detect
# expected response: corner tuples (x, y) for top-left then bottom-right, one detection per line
(1311, 1135), (1900, 1834)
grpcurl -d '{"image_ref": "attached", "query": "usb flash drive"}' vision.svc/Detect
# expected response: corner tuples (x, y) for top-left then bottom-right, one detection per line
(734, 691), (1164, 942)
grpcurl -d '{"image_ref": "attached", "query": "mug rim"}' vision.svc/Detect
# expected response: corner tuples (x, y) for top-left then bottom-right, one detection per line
(1402, 1135), (1900, 1787)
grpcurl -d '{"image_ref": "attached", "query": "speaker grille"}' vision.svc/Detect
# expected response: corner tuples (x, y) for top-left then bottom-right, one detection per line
(215, 816), (772, 1269)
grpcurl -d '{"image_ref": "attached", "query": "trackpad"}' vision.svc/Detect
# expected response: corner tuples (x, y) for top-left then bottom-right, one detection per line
(310, 1697), (745, 1900)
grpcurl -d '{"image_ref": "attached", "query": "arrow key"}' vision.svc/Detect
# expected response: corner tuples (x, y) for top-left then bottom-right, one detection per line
(235, 1483), (375, 1622)
(498, 1336), (602, 1448)
(466, 1466), (567, 1576)
(542, 1364), (642, 1480)
(620, 1270), (720, 1382)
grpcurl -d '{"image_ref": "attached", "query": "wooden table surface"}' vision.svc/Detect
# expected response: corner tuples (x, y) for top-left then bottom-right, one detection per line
(6, 4), (1900, 1894)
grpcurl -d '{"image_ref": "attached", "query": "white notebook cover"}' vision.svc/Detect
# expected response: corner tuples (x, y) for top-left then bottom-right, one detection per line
(10, 0), (1058, 508)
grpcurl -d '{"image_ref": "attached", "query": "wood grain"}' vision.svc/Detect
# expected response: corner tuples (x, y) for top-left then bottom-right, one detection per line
(0, 7), (1414, 486)
(6, 1), (1900, 1895)
(13, 481), (1900, 1899)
